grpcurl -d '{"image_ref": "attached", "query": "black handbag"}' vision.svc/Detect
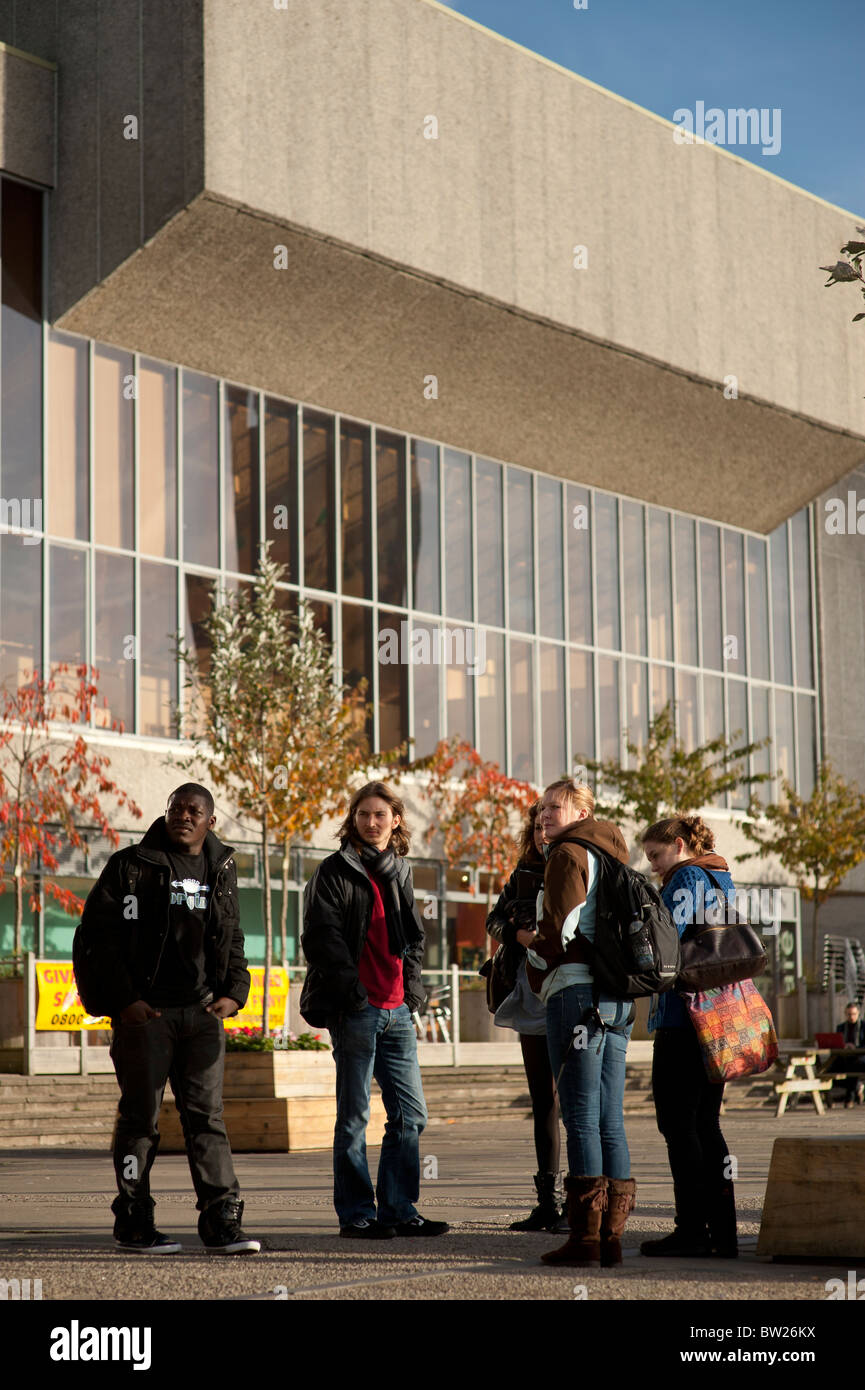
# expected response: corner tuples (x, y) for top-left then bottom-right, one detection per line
(479, 947), (515, 1014)
(676, 868), (768, 992)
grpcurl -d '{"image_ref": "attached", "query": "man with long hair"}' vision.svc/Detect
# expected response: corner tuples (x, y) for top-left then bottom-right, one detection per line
(300, 781), (448, 1239)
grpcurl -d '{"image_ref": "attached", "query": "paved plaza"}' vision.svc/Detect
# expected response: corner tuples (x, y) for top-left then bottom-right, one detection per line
(1, 1110), (862, 1303)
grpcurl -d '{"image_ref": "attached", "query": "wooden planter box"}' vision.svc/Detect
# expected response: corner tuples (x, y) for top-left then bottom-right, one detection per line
(156, 1050), (386, 1153)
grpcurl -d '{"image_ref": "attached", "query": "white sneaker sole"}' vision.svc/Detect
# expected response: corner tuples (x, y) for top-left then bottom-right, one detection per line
(204, 1239), (261, 1254)
(115, 1241), (182, 1255)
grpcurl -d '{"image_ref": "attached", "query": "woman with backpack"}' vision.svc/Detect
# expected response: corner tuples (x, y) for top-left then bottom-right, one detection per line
(523, 778), (636, 1268)
(485, 801), (567, 1234)
(639, 815), (738, 1258)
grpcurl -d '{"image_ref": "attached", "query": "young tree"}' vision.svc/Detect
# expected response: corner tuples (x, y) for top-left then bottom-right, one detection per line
(416, 737), (537, 916)
(177, 548), (393, 1027)
(738, 762), (865, 975)
(0, 666), (142, 964)
(578, 703), (771, 838)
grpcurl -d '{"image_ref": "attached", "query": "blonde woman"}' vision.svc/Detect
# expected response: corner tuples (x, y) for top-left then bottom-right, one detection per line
(524, 779), (635, 1269)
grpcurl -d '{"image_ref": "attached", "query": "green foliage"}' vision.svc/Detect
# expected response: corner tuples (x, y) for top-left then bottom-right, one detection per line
(738, 761), (865, 972)
(578, 703), (770, 835)
(820, 227), (865, 324)
(225, 1029), (330, 1053)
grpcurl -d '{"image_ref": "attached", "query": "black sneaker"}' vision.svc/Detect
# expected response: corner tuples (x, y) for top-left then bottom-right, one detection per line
(339, 1218), (397, 1239)
(393, 1216), (449, 1237)
(113, 1202), (181, 1255)
(199, 1197), (261, 1254)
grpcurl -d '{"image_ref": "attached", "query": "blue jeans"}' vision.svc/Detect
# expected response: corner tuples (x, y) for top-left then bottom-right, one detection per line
(329, 1002), (428, 1226)
(545, 984), (633, 1179)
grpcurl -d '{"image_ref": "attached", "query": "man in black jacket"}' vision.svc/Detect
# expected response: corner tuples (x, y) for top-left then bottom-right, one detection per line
(836, 1002), (865, 1107)
(301, 781), (447, 1240)
(73, 783), (259, 1255)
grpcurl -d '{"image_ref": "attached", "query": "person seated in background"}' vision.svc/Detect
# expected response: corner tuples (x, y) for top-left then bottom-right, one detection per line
(834, 1001), (865, 1108)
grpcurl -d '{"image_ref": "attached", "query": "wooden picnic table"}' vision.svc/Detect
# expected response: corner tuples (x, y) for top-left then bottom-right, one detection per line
(773, 1048), (865, 1117)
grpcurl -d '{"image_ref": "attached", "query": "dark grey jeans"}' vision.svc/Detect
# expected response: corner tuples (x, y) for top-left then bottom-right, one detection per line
(110, 1004), (239, 1214)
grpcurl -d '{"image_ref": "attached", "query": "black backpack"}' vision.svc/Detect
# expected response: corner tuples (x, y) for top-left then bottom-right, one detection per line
(570, 838), (681, 1001)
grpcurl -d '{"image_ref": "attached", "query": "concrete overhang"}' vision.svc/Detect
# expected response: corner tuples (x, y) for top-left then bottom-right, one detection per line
(56, 192), (865, 534)
(0, 41), (55, 187)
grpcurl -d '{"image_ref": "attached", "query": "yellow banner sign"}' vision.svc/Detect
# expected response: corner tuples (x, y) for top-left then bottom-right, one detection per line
(35, 962), (110, 1030)
(225, 968), (289, 1032)
(35, 962), (289, 1032)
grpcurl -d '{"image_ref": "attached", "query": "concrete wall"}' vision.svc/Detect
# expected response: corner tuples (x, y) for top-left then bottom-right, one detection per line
(0, 43), (54, 187)
(203, 0), (865, 437)
(0, 0), (204, 318)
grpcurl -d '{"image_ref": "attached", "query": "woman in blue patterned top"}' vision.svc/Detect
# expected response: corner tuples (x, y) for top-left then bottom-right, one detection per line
(639, 815), (738, 1259)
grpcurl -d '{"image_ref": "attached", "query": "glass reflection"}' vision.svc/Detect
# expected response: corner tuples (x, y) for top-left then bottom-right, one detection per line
(790, 510), (814, 688)
(570, 648), (595, 771)
(139, 560), (177, 737)
(674, 516), (697, 667)
(342, 601), (373, 747)
(264, 398), (298, 581)
(746, 537), (770, 681)
(411, 440), (440, 614)
(1, 178), (42, 503)
(774, 688), (795, 805)
(648, 509), (672, 662)
(598, 656), (620, 762)
(622, 502), (646, 655)
(507, 468), (534, 634)
(477, 630), (505, 768)
(94, 346), (133, 550)
(727, 678), (749, 809)
(139, 358), (177, 558)
(770, 523), (793, 686)
(537, 477), (564, 640)
(699, 523), (722, 671)
(224, 387), (260, 577)
(444, 449), (472, 621)
(412, 620), (440, 758)
(625, 660), (648, 761)
(341, 419), (372, 600)
(722, 530), (745, 675)
(446, 625), (474, 746)
(797, 693), (817, 800)
(509, 638), (534, 779)
(675, 670), (698, 753)
(594, 494), (620, 651)
(94, 551), (133, 730)
(540, 643), (565, 783)
(750, 685), (771, 805)
(378, 610), (408, 755)
(377, 432), (407, 606)
(183, 572), (215, 735)
(47, 331), (89, 541)
(50, 545), (87, 672)
(0, 535), (41, 690)
(568, 485), (592, 646)
(476, 459), (504, 627)
(182, 373), (219, 569)
(303, 411), (336, 593)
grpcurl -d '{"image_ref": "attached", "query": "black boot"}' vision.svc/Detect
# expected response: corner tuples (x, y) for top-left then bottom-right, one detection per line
(640, 1176), (711, 1257)
(509, 1173), (565, 1232)
(112, 1195), (181, 1255)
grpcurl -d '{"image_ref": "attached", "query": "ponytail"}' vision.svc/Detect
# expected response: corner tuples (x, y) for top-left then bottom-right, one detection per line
(642, 814), (715, 855)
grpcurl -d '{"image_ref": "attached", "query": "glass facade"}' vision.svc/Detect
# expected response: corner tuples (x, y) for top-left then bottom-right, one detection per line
(0, 176), (820, 818)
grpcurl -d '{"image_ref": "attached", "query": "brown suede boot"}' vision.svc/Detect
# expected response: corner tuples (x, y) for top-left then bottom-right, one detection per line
(601, 1177), (636, 1267)
(540, 1175), (607, 1267)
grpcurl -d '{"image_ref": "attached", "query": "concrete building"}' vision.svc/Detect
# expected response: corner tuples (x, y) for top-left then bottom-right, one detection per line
(0, 0), (864, 1008)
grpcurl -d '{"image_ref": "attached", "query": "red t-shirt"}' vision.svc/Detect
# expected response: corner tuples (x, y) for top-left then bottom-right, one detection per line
(358, 872), (405, 1009)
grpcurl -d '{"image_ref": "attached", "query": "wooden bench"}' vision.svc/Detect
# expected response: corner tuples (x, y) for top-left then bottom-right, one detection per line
(773, 1052), (832, 1116)
(758, 1137), (865, 1257)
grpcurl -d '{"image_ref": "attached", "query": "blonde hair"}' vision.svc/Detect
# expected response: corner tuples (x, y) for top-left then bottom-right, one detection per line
(543, 778), (596, 819)
(642, 814), (715, 856)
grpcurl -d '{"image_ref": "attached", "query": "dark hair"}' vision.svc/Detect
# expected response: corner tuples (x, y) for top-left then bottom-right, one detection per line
(642, 814), (715, 855)
(168, 783), (215, 818)
(517, 801), (544, 866)
(336, 781), (411, 856)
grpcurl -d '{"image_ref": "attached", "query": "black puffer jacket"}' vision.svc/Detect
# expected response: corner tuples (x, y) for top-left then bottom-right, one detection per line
(299, 840), (426, 1027)
(73, 818), (250, 1018)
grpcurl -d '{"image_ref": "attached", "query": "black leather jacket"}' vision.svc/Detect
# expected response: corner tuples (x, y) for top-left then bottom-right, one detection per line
(299, 839), (426, 1027)
(73, 818), (249, 1018)
(485, 857), (544, 988)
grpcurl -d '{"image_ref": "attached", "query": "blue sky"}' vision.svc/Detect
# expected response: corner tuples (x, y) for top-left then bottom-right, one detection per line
(439, 0), (864, 218)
